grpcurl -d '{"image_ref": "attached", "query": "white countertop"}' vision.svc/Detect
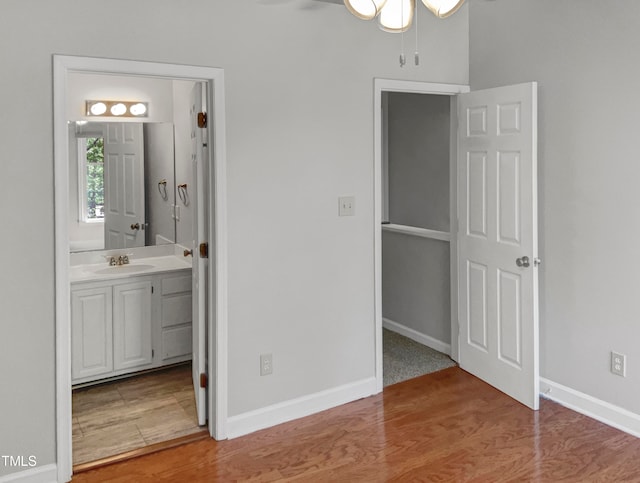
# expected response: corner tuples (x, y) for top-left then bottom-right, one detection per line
(70, 255), (191, 284)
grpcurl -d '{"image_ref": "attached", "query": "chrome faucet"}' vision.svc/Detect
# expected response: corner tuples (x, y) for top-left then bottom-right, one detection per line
(107, 254), (131, 266)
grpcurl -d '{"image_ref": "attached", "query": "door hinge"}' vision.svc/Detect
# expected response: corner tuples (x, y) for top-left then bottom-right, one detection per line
(152, 349), (154, 358)
(151, 286), (154, 294)
(197, 112), (207, 128)
(199, 242), (209, 259)
(200, 372), (208, 388)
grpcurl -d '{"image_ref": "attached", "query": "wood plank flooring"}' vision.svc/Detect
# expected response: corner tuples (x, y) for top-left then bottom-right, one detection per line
(72, 364), (204, 465)
(73, 367), (640, 482)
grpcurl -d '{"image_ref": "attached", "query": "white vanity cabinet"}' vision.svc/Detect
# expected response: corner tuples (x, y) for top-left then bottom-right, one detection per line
(160, 274), (193, 361)
(113, 280), (153, 371)
(71, 286), (113, 381)
(71, 269), (192, 385)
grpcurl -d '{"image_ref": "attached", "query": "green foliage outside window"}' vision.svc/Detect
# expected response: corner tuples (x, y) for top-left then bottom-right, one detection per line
(86, 137), (104, 219)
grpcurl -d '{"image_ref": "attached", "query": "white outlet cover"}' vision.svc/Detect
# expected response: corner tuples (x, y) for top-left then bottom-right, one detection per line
(338, 196), (355, 216)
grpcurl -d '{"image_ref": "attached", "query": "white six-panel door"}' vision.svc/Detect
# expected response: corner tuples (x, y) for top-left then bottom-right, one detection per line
(104, 123), (145, 249)
(457, 82), (539, 409)
(190, 82), (208, 427)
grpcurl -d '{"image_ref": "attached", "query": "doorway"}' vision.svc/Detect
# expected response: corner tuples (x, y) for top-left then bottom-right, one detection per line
(375, 82), (468, 390)
(374, 78), (540, 410)
(53, 56), (228, 483)
(374, 79), (469, 390)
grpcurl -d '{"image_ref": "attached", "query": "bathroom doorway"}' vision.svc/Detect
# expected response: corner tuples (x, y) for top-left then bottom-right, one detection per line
(53, 56), (228, 483)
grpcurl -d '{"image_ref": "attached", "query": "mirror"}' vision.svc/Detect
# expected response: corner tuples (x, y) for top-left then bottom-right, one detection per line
(68, 121), (177, 252)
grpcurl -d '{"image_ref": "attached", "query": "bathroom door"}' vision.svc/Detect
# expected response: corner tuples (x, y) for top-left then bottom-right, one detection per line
(103, 123), (145, 249)
(191, 83), (208, 426)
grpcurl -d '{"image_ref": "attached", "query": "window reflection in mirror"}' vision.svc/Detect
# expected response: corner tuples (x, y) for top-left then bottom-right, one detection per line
(68, 121), (177, 253)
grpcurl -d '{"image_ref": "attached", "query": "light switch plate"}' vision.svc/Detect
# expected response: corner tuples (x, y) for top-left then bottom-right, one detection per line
(338, 196), (355, 216)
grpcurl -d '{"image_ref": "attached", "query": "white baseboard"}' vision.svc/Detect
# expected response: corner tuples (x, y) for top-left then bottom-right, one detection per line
(540, 378), (640, 439)
(0, 464), (57, 483)
(226, 377), (378, 439)
(383, 318), (451, 356)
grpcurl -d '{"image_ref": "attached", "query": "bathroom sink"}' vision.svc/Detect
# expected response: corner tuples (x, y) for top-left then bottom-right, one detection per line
(93, 264), (155, 275)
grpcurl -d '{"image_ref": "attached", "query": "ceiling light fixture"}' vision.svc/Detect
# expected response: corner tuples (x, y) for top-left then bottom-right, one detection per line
(344, 0), (464, 25)
(343, 0), (465, 66)
(85, 100), (149, 118)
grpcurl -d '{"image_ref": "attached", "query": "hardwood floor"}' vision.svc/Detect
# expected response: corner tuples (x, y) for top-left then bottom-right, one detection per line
(72, 364), (204, 466)
(73, 367), (640, 482)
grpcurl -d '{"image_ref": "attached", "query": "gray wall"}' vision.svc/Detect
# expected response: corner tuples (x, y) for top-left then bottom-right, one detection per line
(383, 231), (451, 343)
(387, 92), (451, 231)
(172, 80), (196, 248)
(470, 0), (640, 414)
(383, 93), (451, 345)
(144, 123), (176, 245)
(0, 1), (467, 478)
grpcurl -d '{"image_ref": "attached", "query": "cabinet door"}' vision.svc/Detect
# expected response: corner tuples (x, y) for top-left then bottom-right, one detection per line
(113, 280), (153, 371)
(71, 286), (113, 381)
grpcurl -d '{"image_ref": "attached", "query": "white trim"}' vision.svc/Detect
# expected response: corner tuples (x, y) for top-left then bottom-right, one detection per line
(540, 378), (640, 439)
(382, 224), (450, 242)
(226, 378), (377, 439)
(373, 79), (470, 393)
(0, 464), (57, 483)
(53, 55), (229, 483)
(383, 318), (451, 355)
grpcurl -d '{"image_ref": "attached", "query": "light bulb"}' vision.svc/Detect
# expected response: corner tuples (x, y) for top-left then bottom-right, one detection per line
(129, 103), (147, 116)
(89, 102), (107, 116)
(110, 103), (127, 116)
(344, 0), (388, 20)
(421, 0), (465, 18)
(378, 0), (414, 33)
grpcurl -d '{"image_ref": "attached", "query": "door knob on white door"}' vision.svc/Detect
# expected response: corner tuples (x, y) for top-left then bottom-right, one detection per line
(516, 256), (530, 268)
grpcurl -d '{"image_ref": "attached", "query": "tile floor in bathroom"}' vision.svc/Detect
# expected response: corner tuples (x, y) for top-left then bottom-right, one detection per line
(72, 363), (204, 465)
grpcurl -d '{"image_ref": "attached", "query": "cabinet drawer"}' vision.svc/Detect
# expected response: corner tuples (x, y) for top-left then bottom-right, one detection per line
(162, 293), (192, 328)
(161, 275), (191, 295)
(162, 326), (192, 360)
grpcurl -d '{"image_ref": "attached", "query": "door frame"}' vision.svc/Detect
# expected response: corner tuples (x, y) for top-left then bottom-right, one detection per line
(53, 55), (229, 482)
(373, 79), (469, 392)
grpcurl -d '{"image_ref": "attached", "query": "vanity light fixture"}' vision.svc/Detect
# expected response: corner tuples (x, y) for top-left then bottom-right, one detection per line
(85, 100), (149, 118)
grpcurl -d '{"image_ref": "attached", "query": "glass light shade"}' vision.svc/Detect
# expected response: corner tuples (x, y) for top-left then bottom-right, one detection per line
(110, 103), (127, 116)
(129, 103), (147, 116)
(378, 0), (414, 33)
(421, 0), (465, 18)
(89, 102), (107, 116)
(344, 0), (387, 20)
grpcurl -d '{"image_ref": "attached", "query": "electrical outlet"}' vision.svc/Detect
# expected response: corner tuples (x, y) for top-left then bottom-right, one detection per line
(260, 353), (273, 376)
(611, 351), (626, 377)
(338, 196), (355, 216)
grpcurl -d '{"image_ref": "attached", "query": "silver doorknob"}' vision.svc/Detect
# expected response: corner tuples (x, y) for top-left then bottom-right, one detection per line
(516, 256), (530, 268)
(130, 223), (140, 230)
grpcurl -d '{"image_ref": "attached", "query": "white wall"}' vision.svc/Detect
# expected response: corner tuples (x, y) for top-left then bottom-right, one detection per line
(470, 0), (640, 415)
(0, 1), (467, 478)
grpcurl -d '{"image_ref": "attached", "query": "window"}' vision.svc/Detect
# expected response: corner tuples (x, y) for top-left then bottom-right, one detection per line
(78, 137), (104, 222)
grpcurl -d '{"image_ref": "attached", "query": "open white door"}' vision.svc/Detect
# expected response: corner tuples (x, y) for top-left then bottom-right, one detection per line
(457, 82), (539, 409)
(190, 83), (208, 426)
(103, 123), (145, 249)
